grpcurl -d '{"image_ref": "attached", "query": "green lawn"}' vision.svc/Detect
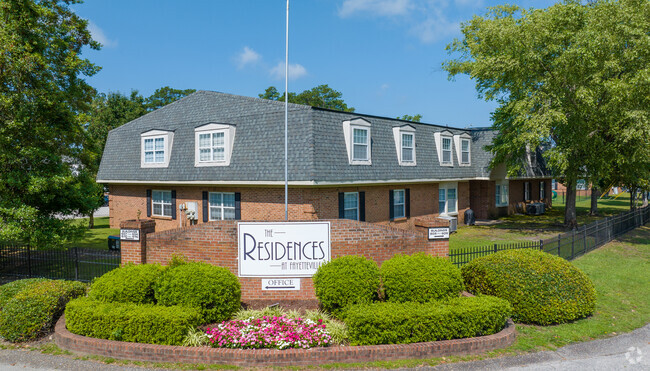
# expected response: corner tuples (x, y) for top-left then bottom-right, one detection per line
(68, 217), (119, 250)
(451, 193), (638, 250)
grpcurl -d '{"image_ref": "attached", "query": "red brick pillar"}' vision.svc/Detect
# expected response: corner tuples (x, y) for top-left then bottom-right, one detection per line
(119, 219), (156, 265)
(414, 217), (450, 258)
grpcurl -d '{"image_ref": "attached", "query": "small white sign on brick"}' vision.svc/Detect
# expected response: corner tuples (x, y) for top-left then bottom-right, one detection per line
(261, 278), (301, 291)
(428, 227), (450, 240)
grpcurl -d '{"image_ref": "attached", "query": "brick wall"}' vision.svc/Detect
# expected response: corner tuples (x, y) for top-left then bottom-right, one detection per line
(121, 218), (449, 308)
(109, 183), (469, 233)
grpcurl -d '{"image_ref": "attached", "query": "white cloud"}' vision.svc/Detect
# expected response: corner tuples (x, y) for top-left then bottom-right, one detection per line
(339, 0), (413, 18)
(270, 62), (307, 80)
(410, 9), (460, 43)
(87, 21), (117, 48)
(235, 46), (261, 69)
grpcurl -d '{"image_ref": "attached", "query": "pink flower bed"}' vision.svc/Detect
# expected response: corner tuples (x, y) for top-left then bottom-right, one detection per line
(206, 316), (332, 350)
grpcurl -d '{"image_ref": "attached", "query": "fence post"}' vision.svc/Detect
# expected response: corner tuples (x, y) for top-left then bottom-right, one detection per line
(494, 243), (498, 254)
(539, 239), (544, 252)
(27, 245), (32, 278)
(583, 226), (587, 253)
(74, 247), (79, 281)
(557, 234), (561, 256)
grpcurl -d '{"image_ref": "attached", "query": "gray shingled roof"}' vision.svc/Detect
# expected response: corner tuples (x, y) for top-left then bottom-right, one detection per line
(97, 90), (548, 184)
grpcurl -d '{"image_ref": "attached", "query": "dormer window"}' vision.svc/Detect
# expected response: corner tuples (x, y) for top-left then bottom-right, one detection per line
(442, 136), (452, 164)
(194, 123), (236, 167)
(392, 125), (416, 166)
(454, 133), (472, 166)
(343, 118), (372, 165)
(141, 130), (174, 168)
(434, 130), (454, 166)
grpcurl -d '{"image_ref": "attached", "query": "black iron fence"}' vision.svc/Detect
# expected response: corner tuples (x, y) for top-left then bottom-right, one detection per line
(450, 206), (650, 267)
(0, 245), (120, 282)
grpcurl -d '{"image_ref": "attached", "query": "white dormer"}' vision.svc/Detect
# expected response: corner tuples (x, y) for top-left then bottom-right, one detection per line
(454, 133), (472, 166)
(434, 130), (454, 166)
(141, 129), (174, 168)
(392, 125), (416, 166)
(342, 118), (372, 165)
(194, 123), (236, 167)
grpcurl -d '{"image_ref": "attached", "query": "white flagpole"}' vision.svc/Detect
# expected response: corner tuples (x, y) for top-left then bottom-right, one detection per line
(284, 0), (289, 221)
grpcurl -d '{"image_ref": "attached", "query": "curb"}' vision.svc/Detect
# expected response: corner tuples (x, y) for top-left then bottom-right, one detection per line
(55, 315), (516, 366)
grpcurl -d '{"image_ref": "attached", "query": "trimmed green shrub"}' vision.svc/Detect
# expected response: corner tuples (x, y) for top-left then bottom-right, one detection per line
(461, 249), (596, 325)
(154, 262), (240, 323)
(344, 296), (512, 345)
(380, 253), (464, 303)
(312, 255), (380, 317)
(0, 280), (87, 342)
(0, 278), (49, 310)
(65, 297), (202, 345)
(89, 263), (165, 304)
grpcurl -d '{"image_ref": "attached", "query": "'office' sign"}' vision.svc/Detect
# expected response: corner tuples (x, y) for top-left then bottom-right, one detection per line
(237, 222), (331, 277)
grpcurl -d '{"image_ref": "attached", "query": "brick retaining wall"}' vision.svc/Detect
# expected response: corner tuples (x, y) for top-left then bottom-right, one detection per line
(55, 315), (516, 366)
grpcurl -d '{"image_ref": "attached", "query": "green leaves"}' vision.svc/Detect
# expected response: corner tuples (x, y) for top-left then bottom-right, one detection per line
(258, 84), (355, 112)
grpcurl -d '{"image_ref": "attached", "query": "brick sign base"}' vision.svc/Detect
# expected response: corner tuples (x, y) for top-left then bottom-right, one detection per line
(55, 316), (516, 367)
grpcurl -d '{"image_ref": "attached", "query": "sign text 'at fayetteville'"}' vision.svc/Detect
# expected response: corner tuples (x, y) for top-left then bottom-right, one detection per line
(238, 222), (331, 277)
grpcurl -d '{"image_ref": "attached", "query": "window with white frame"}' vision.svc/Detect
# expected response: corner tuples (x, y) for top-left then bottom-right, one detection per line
(524, 182), (531, 201)
(343, 192), (359, 220)
(352, 128), (369, 161)
(496, 181), (509, 207)
(141, 130), (173, 168)
(198, 131), (225, 162)
(438, 184), (457, 215)
(461, 138), (470, 164)
(442, 137), (452, 165)
(393, 189), (405, 218)
(209, 192), (236, 220)
(401, 133), (414, 163)
(539, 181), (546, 200)
(152, 190), (172, 217)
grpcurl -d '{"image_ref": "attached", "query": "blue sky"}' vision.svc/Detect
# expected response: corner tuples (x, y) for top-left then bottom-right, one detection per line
(72, 0), (556, 128)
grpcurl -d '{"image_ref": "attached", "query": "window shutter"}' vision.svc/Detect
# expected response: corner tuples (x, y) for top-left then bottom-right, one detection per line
(202, 191), (208, 222)
(359, 191), (366, 222)
(171, 190), (177, 220)
(235, 192), (241, 220)
(146, 189), (152, 217)
(338, 192), (345, 219)
(389, 190), (394, 221)
(405, 188), (410, 218)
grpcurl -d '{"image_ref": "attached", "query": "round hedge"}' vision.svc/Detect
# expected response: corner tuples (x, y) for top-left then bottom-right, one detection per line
(0, 278), (49, 311)
(312, 255), (380, 317)
(89, 263), (165, 304)
(461, 249), (596, 325)
(380, 253), (464, 303)
(154, 262), (241, 323)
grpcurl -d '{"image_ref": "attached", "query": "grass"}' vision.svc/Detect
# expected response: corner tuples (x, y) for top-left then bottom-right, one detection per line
(450, 193), (638, 250)
(67, 217), (119, 250)
(25, 225), (649, 369)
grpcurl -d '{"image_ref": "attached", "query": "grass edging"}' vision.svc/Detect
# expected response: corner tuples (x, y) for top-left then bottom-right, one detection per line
(54, 315), (515, 366)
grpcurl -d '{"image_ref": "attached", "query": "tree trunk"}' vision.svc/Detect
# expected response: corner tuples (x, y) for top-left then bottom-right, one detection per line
(89, 214), (94, 229)
(630, 188), (637, 210)
(564, 180), (578, 229)
(643, 191), (648, 207)
(589, 187), (599, 216)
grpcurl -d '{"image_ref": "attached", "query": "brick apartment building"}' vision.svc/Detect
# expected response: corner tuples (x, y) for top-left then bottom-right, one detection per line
(97, 91), (552, 232)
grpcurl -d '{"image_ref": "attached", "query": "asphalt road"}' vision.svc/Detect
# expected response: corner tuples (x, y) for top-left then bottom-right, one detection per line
(0, 324), (647, 370)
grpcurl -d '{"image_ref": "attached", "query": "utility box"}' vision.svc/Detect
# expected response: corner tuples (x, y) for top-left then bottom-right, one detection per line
(108, 235), (121, 251)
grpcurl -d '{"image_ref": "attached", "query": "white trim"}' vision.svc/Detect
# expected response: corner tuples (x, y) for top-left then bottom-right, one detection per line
(434, 130), (454, 167)
(496, 180), (509, 207)
(342, 118), (372, 165)
(208, 191), (236, 221)
(194, 124), (236, 167)
(342, 191), (359, 220)
(454, 133), (471, 166)
(392, 189), (406, 218)
(151, 189), (172, 217)
(99, 177), (493, 186)
(438, 182), (458, 216)
(392, 125), (416, 166)
(141, 131), (174, 168)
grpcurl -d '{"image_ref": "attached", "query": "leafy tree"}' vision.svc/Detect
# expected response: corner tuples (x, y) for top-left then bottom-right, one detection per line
(443, 0), (650, 227)
(259, 84), (354, 112)
(145, 86), (196, 111)
(397, 114), (422, 122)
(0, 0), (100, 246)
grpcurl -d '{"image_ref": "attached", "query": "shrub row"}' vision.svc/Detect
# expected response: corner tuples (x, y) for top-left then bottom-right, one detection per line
(0, 278), (49, 310)
(344, 296), (512, 345)
(461, 249), (596, 325)
(89, 264), (165, 304)
(0, 280), (86, 342)
(65, 297), (202, 346)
